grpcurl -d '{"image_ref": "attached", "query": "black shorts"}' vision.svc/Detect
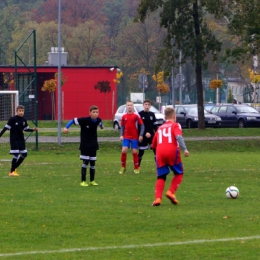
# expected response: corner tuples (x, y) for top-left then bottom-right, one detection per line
(80, 150), (97, 161)
(10, 139), (27, 154)
(139, 136), (153, 150)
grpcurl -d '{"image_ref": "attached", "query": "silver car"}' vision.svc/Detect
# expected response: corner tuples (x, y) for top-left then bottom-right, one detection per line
(113, 103), (165, 130)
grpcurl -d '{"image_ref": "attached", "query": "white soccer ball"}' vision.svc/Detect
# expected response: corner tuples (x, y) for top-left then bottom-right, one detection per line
(225, 186), (239, 199)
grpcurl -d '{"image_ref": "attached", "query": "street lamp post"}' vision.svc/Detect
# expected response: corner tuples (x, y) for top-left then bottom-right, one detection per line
(57, 0), (62, 145)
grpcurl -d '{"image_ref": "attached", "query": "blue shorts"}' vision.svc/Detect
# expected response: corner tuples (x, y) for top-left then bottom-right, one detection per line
(122, 139), (139, 149)
(156, 162), (183, 176)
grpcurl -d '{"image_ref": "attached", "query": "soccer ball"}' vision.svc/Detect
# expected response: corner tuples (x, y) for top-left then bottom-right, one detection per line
(225, 186), (239, 199)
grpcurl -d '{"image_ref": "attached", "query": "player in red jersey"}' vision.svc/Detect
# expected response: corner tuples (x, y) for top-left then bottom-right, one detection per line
(119, 101), (144, 174)
(152, 107), (189, 206)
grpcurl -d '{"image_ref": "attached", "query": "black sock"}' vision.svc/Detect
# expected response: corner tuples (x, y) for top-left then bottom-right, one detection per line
(15, 156), (25, 169)
(90, 161), (96, 182)
(90, 168), (95, 182)
(11, 158), (17, 172)
(81, 167), (86, 182)
(138, 150), (144, 166)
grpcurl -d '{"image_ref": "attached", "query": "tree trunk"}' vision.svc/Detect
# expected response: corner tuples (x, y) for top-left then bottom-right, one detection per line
(193, 0), (205, 129)
(51, 92), (55, 120)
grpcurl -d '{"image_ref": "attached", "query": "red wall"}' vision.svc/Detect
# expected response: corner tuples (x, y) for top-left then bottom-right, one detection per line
(60, 67), (118, 120)
(0, 66), (118, 120)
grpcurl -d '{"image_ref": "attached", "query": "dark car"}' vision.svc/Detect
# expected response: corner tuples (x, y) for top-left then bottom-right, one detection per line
(210, 104), (260, 128)
(175, 104), (222, 128)
(204, 103), (215, 112)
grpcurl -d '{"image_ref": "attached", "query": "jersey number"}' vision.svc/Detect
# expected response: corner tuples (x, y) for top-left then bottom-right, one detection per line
(158, 127), (172, 144)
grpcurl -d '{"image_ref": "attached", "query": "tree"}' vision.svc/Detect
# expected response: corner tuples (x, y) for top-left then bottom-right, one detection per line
(136, 0), (226, 129)
(94, 81), (111, 119)
(42, 73), (67, 120)
(32, 0), (106, 27)
(115, 13), (166, 94)
(225, 0), (260, 63)
(67, 21), (107, 65)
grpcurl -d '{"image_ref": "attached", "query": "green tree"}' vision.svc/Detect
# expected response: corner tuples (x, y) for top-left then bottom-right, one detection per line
(136, 0), (226, 129)
(226, 0), (260, 63)
(227, 88), (233, 103)
(115, 13), (166, 96)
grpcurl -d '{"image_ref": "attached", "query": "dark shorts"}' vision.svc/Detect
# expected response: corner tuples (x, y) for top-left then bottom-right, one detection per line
(10, 140), (27, 154)
(80, 150), (97, 161)
(138, 136), (153, 150)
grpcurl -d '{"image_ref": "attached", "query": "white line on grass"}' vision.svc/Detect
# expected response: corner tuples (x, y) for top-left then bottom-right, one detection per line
(0, 235), (259, 257)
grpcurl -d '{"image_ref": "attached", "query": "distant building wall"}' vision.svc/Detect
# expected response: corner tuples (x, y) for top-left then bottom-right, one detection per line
(0, 66), (118, 120)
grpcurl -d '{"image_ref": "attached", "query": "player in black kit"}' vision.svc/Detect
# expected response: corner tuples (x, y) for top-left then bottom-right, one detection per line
(138, 99), (159, 170)
(0, 105), (38, 176)
(63, 105), (103, 187)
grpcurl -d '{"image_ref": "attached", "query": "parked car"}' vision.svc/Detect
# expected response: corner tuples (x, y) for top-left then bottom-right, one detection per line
(204, 102), (215, 112)
(113, 103), (165, 130)
(210, 104), (260, 128)
(175, 104), (222, 128)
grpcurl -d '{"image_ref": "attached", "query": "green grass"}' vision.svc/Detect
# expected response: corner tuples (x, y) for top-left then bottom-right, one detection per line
(37, 120), (114, 128)
(0, 141), (260, 259)
(182, 127), (260, 137)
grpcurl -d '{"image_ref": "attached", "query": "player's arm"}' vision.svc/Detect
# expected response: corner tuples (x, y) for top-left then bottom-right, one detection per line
(0, 118), (13, 137)
(0, 126), (8, 137)
(99, 120), (104, 129)
(120, 125), (125, 141)
(176, 135), (189, 157)
(139, 123), (144, 140)
(24, 126), (38, 132)
(63, 119), (74, 134)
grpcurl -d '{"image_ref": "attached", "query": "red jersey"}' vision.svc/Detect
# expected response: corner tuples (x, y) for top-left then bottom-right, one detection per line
(121, 112), (143, 139)
(152, 121), (183, 167)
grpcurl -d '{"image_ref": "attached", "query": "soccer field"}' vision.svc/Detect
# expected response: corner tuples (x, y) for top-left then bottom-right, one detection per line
(0, 141), (260, 259)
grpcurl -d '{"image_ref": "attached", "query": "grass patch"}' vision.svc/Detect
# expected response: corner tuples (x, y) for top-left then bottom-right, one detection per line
(0, 140), (260, 259)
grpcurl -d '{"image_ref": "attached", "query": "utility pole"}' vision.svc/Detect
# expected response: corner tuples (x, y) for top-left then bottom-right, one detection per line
(179, 50), (182, 104)
(57, 0), (62, 145)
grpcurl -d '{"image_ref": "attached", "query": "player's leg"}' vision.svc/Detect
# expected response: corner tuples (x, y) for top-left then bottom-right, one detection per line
(131, 140), (139, 173)
(138, 149), (144, 166)
(138, 139), (148, 167)
(9, 153), (19, 176)
(119, 139), (129, 174)
(152, 174), (167, 206)
(89, 151), (98, 186)
(80, 153), (90, 186)
(166, 160), (184, 205)
(15, 152), (27, 169)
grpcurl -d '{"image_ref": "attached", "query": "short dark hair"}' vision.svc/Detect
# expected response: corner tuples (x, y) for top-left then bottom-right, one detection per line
(143, 99), (152, 104)
(89, 105), (99, 112)
(16, 105), (25, 111)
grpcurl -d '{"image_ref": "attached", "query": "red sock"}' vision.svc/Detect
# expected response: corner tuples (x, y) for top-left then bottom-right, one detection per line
(133, 152), (139, 169)
(121, 153), (127, 168)
(155, 178), (165, 199)
(169, 174), (183, 194)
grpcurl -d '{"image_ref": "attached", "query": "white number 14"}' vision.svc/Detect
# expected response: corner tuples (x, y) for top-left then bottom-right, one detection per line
(158, 127), (172, 144)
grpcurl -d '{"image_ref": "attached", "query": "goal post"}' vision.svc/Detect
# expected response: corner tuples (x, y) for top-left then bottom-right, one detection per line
(0, 90), (19, 121)
(0, 91), (19, 161)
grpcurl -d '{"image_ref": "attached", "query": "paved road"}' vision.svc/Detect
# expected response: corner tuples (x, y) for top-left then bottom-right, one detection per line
(2, 136), (260, 143)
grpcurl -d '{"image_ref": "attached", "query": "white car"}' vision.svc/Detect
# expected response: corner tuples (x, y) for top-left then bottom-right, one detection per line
(113, 103), (165, 130)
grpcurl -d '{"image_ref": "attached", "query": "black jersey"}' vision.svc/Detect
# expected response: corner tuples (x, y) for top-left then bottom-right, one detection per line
(0, 115), (33, 153)
(138, 110), (157, 136)
(73, 117), (102, 151)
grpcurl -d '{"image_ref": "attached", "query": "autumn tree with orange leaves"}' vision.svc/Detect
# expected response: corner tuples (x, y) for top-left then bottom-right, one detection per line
(42, 73), (67, 120)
